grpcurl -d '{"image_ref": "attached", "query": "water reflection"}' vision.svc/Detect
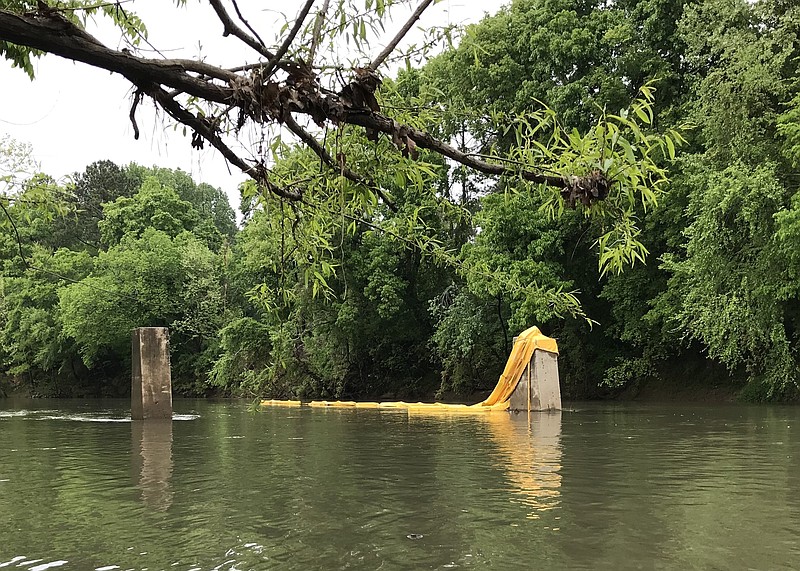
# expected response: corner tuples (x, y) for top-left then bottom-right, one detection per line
(5, 401), (800, 568)
(131, 420), (173, 511)
(483, 411), (562, 519)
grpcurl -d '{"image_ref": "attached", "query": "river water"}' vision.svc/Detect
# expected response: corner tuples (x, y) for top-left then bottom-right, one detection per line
(1, 399), (798, 570)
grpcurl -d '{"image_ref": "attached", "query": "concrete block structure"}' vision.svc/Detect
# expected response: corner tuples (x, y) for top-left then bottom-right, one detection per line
(508, 340), (561, 412)
(131, 327), (172, 420)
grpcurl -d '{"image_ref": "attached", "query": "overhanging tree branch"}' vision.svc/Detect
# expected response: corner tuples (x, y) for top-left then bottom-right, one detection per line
(208, 0), (274, 59)
(0, 10), (231, 101)
(0, 5), (607, 203)
(149, 84), (302, 201)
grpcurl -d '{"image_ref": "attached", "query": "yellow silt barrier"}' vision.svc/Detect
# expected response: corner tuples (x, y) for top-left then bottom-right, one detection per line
(260, 326), (558, 413)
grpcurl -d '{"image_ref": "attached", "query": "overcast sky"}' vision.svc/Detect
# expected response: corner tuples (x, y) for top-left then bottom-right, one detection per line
(0, 0), (506, 216)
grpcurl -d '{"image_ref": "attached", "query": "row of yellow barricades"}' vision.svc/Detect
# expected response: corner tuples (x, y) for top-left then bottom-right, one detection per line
(260, 399), (506, 412)
(261, 326), (558, 413)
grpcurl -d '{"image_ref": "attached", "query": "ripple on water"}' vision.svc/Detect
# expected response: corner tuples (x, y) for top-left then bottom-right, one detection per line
(38, 415), (131, 423)
(0, 558), (67, 570)
(0, 410), (32, 418)
(6, 412), (201, 422)
(1, 408), (200, 422)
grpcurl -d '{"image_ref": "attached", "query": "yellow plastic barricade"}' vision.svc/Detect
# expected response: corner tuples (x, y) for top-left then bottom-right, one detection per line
(261, 326), (557, 413)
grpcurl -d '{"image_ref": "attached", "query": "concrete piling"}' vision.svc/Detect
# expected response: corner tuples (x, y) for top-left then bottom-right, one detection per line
(131, 327), (172, 420)
(508, 336), (562, 412)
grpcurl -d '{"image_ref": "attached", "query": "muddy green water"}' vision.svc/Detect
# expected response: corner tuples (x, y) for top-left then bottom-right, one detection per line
(1, 400), (799, 570)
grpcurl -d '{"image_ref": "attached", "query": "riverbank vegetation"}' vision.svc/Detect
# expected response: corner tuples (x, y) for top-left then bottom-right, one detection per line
(1, 0), (799, 401)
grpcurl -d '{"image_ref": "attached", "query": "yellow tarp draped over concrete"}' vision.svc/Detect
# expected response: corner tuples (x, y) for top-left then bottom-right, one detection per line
(472, 325), (558, 409)
(260, 326), (558, 413)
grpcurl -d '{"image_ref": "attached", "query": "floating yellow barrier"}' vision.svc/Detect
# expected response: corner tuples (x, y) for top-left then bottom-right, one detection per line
(260, 326), (558, 413)
(261, 399), (302, 407)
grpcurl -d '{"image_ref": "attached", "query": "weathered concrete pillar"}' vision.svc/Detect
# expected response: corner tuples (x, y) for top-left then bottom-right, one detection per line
(131, 327), (172, 420)
(509, 337), (561, 412)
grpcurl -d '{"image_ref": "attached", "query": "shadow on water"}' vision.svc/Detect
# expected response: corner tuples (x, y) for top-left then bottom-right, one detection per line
(131, 420), (173, 511)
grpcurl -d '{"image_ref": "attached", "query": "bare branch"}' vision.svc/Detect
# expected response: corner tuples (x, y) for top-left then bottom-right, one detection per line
(344, 110), (565, 186)
(230, 0), (265, 47)
(208, 0), (275, 60)
(262, 0), (316, 78)
(150, 86), (302, 201)
(369, 0), (435, 72)
(167, 58), (237, 82)
(0, 198), (29, 268)
(129, 89), (143, 140)
(207, 0), (307, 78)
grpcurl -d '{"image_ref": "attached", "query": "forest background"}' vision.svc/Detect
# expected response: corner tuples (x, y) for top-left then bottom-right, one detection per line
(2, 0), (800, 402)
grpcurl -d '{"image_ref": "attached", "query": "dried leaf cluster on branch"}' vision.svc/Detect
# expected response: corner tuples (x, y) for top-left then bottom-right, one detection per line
(0, 0), (611, 207)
